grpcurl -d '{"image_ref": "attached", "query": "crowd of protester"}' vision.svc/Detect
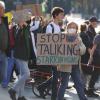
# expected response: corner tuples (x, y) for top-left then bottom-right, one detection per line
(0, 1), (100, 100)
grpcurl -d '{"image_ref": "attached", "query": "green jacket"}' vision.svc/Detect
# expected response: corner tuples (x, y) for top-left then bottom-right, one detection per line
(14, 25), (31, 61)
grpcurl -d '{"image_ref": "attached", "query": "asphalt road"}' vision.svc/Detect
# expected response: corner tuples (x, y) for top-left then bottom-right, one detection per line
(0, 83), (100, 100)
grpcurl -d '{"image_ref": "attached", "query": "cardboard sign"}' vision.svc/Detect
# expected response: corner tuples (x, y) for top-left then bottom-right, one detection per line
(12, 9), (31, 24)
(16, 5), (23, 10)
(33, 4), (43, 16)
(23, 4), (43, 16)
(23, 4), (34, 14)
(37, 34), (80, 65)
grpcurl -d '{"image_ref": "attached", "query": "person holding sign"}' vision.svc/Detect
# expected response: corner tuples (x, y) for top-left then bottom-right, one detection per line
(57, 22), (88, 100)
(37, 7), (64, 100)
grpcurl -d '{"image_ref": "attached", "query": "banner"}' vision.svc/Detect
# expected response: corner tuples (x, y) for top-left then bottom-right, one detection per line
(37, 34), (80, 65)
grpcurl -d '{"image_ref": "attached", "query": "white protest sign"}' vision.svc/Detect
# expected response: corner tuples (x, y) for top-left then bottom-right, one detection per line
(37, 34), (80, 65)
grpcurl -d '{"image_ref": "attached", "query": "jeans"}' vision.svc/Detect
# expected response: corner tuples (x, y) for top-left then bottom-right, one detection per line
(2, 50), (19, 87)
(71, 65), (87, 100)
(2, 57), (17, 87)
(37, 66), (60, 100)
(0, 51), (8, 84)
(12, 59), (30, 97)
(51, 67), (60, 100)
(88, 68), (100, 91)
(57, 72), (70, 100)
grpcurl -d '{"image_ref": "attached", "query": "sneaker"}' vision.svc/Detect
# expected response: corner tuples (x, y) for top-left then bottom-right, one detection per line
(37, 86), (46, 99)
(66, 85), (74, 89)
(84, 88), (88, 95)
(10, 77), (16, 82)
(8, 88), (16, 100)
(18, 96), (27, 100)
(86, 91), (99, 97)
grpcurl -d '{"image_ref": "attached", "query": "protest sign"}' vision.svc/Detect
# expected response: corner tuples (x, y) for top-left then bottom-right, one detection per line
(23, 4), (43, 16)
(16, 5), (23, 10)
(12, 9), (31, 24)
(23, 4), (34, 14)
(37, 34), (80, 65)
(33, 4), (43, 16)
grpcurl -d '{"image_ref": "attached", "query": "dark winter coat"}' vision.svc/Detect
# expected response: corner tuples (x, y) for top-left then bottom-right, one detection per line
(14, 25), (31, 61)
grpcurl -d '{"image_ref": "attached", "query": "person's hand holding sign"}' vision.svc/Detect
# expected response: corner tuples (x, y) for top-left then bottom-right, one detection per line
(87, 56), (93, 66)
(73, 37), (81, 45)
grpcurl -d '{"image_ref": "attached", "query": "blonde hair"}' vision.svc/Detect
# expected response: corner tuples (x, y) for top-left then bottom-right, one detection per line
(67, 22), (78, 30)
(65, 22), (79, 33)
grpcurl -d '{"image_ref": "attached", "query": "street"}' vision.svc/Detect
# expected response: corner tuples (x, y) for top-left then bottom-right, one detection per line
(0, 83), (100, 100)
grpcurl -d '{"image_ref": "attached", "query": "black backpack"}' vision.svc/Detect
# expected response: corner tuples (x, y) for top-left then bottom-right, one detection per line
(42, 24), (54, 33)
(32, 23), (54, 45)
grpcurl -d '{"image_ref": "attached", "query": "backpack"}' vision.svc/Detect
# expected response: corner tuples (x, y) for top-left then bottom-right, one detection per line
(42, 24), (54, 33)
(32, 23), (55, 45)
(0, 23), (8, 51)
